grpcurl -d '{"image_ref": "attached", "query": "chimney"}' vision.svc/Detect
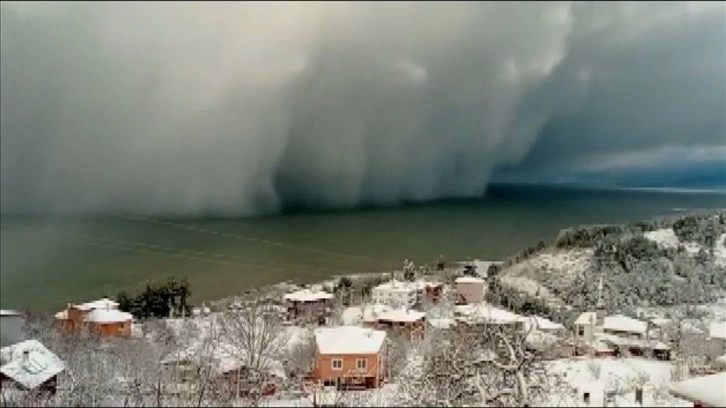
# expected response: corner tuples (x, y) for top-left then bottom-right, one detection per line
(22, 350), (29, 364)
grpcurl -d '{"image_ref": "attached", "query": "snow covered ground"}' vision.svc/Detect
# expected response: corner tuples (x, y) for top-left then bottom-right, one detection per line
(545, 357), (691, 407)
(257, 384), (401, 407)
(643, 228), (702, 255)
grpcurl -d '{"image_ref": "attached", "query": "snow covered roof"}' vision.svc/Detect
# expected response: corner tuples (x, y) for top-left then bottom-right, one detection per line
(372, 280), (420, 293)
(314, 326), (386, 355)
(649, 318), (671, 327)
(455, 276), (485, 284)
(342, 304), (396, 324)
(525, 315), (565, 332)
(84, 309), (133, 323)
(0, 310), (22, 317)
(75, 298), (119, 311)
(574, 311), (597, 326)
(362, 304), (393, 322)
(600, 334), (670, 350)
(602, 314), (648, 334)
(283, 289), (334, 303)
(375, 309), (426, 323)
(525, 330), (560, 350)
(0, 340), (65, 390)
(428, 318), (457, 329)
(709, 321), (726, 339)
(669, 372), (726, 407)
(455, 304), (523, 324)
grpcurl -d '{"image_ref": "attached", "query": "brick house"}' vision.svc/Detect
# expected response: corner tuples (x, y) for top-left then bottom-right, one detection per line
(283, 289), (334, 324)
(54, 298), (134, 338)
(313, 326), (386, 390)
(422, 282), (444, 304)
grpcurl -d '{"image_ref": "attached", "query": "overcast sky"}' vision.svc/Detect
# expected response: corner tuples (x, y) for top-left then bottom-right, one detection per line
(1, 1), (724, 215)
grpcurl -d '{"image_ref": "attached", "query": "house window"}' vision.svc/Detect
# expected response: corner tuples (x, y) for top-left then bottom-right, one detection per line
(331, 359), (343, 370)
(356, 358), (367, 371)
(578, 326), (585, 336)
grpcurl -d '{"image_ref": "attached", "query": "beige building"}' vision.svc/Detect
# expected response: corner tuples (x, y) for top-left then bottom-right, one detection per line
(454, 276), (486, 304)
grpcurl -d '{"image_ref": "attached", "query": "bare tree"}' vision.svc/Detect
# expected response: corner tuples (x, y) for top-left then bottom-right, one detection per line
(396, 324), (570, 407)
(216, 290), (288, 406)
(5, 314), (235, 408)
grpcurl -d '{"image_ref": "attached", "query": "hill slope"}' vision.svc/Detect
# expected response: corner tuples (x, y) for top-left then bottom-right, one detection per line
(496, 210), (726, 319)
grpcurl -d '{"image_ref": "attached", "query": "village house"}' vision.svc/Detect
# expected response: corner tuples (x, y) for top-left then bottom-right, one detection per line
(708, 321), (726, 362)
(371, 309), (427, 341)
(573, 311), (651, 342)
(454, 276), (486, 304)
(313, 326), (386, 390)
(454, 303), (524, 335)
(521, 315), (571, 359)
(283, 289), (334, 324)
(0, 310), (25, 347)
(370, 279), (444, 309)
(573, 311), (670, 359)
(0, 339), (65, 397)
(54, 298), (134, 338)
(161, 344), (285, 398)
(371, 280), (418, 308)
(669, 372), (726, 408)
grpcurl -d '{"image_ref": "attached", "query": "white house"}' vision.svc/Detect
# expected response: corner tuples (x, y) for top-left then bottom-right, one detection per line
(574, 312), (648, 344)
(371, 280), (420, 308)
(709, 321), (726, 362)
(0, 310), (25, 347)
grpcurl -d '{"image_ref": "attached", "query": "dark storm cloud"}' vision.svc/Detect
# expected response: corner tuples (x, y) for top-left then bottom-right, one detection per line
(1, 1), (724, 215)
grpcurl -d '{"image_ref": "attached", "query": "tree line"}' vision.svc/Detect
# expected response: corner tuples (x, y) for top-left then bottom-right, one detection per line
(116, 277), (192, 320)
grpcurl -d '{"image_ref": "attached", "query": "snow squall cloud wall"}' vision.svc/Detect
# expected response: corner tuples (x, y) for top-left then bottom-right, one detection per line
(1, 2), (724, 216)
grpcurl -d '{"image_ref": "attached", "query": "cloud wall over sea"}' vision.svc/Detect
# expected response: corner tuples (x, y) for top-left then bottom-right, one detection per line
(1, 1), (724, 215)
